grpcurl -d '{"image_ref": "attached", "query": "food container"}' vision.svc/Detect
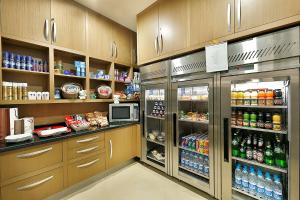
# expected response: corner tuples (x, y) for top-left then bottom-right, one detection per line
(61, 83), (82, 99)
(97, 85), (112, 99)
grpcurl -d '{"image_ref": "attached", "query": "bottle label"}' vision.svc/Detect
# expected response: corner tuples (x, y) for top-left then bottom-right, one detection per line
(265, 188), (273, 197)
(242, 180), (249, 188)
(274, 191), (283, 200)
(235, 177), (242, 186)
(246, 150), (253, 160)
(257, 152), (264, 162)
(249, 182), (256, 191)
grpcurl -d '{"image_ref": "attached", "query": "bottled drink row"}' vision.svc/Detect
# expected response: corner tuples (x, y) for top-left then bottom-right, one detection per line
(180, 150), (209, 177)
(234, 163), (283, 200)
(231, 88), (284, 106)
(231, 111), (283, 131)
(150, 101), (166, 118)
(232, 132), (287, 168)
(180, 133), (209, 155)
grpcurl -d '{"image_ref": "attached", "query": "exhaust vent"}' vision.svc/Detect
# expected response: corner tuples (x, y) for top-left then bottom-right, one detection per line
(140, 61), (169, 81)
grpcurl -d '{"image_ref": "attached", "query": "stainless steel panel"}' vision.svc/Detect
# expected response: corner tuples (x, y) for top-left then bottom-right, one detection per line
(140, 60), (170, 81)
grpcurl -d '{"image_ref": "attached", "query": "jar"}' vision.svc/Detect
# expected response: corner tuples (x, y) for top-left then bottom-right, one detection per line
(250, 112), (257, 128)
(244, 90), (251, 106)
(258, 89), (266, 106)
(231, 111), (237, 125)
(9, 53), (15, 68)
(236, 91), (244, 105)
(231, 91), (238, 105)
(20, 56), (26, 70)
(257, 112), (265, 129)
(250, 90), (258, 106)
(7, 82), (13, 100)
(237, 111), (243, 126)
(2, 51), (10, 68)
(2, 82), (8, 100)
(12, 82), (18, 100)
(43, 61), (48, 72)
(274, 89), (283, 105)
(26, 56), (33, 71)
(243, 112), (250, 127)
(272, 113), (281, 131)
(15, 54), (21, 69)
(22, 83), (28, 100)
(266, 89), (274, 106)
(264, 112), (273, 129)
(17, 83), (23, 100)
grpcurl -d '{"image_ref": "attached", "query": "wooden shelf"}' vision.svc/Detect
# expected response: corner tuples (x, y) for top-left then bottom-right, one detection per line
(0, 100), (52, 105)
(54, 73), (86, 79)
(2, 68), (49, 75)
(90, 78), (112, 82)
(114, 80), (128, 83)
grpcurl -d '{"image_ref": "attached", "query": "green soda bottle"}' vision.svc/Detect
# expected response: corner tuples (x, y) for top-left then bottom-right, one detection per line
(264, 140), (274, 166)
(232, 131), (240, 157)
(274, 136), (287, 168)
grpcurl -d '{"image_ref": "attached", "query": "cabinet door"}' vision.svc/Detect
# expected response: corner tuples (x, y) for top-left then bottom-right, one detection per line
(112, 24), (132, 66)
(0, 0), (51, 43)
(137, 4), (159, 64)
(105, 126), (134, 169)
(235, 0), (300, 32)
(158, 0), (188, 55)
(51, 0), (86, 52)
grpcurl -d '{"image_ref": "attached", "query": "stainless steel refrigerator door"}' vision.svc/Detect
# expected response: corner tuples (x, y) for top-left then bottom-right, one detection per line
(171, 78), (215, 196)
(141, 82), (169, 174)
(220, 69), (299, 200)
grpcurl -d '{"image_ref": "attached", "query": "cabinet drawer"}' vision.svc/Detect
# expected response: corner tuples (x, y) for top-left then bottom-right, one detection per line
(68, 141), (105, 161)
(68, 153), (105, 186)
(1, 167), (63, 200)
(67, 133), (104, 149)
(1, 142), (62, 181)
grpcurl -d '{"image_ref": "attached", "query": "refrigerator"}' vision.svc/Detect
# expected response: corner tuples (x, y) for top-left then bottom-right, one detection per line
(170, 52), (216, 196)
(220, 27), (300, 200)
(140, 61), (171, 174)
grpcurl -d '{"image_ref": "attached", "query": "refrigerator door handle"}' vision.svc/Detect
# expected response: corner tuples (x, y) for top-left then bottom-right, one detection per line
(224, 118), (229, 162)
(142, 110), (145, 138)
(173, 113), (177, 147)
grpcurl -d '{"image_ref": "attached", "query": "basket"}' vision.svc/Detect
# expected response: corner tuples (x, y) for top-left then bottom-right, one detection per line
(97, 85), (112, 99)
(61, 83), (82, 99)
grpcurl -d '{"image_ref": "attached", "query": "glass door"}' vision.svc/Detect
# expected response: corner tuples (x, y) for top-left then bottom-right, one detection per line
(221, 69), (299, 200)
(172, 78), (214, 195)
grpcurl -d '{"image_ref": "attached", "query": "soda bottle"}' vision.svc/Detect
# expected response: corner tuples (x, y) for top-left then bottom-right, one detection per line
(273, 174), (283, 200)
(264, 172), (274, 200)
(243, 112), (250, 127)
(232, 131), (240, 157)
(203, 156), (209, 176)
(249, 166), (257, 196)
(246, 135), (253, 160)
(234, 163), (242, 189)
(198, 155), (204, 173)
(193, 153), (199, 172)
(274, 136), (287, 168)
(241, 165), (249, 192)
(257, 135), (264, 163)
(256, 169), (265, 198)
(264, 140), (274, 166)
(185, 151), (190, 168)
(252, 134), (258, 160)
(180, 150), (186, 167)
(188, 152), (194, 169)
(239, 138), (247, 159)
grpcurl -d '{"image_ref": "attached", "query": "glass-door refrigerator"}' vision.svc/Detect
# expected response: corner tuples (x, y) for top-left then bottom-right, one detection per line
(140, 61), (171, 174)
(220, 27), (300, 200)
(171, 52), (215, 196)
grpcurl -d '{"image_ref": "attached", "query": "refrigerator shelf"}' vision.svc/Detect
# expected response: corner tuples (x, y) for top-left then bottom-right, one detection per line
(231, 105), (288, 109)
(232, 157), (288, 173)
(231, 125), (287, 134)
(146, 115), (165, 120)
(179, 165), (209, 179)
(232, 187), (264, 200)
(147, 138), (165, 146)
(179, 146), (208, 156)
(178, 119), (209, 124)
(178, 99), (208, 102)
(146, 154), (165, 165)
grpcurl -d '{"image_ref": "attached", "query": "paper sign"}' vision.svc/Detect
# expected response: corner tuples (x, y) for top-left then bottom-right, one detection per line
(205, 42), (228, 72)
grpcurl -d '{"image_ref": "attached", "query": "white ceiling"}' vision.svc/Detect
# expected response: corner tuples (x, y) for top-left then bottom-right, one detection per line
(75, 0), (157, 31)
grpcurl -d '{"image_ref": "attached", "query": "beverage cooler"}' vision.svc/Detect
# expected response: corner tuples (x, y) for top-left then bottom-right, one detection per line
(140, 61), (171, 174)
(170, 52), (215, 195)
(220, 27), (300, 200)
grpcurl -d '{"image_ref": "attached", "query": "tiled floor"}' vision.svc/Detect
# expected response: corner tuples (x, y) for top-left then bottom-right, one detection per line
(61, 163), (209, 200)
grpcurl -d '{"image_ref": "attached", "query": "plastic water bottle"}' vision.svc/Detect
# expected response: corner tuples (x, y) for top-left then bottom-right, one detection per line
(234, 163), (242, 189)
(203, 156), (209, 175)
(241, 165), (249, 192)
(273, 174), (283, 200)
(248, 166), (257, 196)
(264, 172), (274, 199)
(256, 169), (265, 198)
(193, 154), (199, 172)
(180, 150), (186, 167)
(184, 151), (190, 168)
(189, 153), (194, 169)
(198, 155), (204, 173)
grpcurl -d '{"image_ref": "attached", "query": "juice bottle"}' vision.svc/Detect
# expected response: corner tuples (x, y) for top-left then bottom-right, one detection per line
(250, 112), (257, 128)
(237, 91), (244, 105)
(243, 112), (250, 127)
(272, 113), (281, 131)
(258, 89), (266, 106)
(244, 90), (251, 106)
(274, 89), (283, 105)
(231, 90), (238, 105)
(266, 89), (274, 106)
(250, 90), (258, 106)
(237, 111), (243, 126)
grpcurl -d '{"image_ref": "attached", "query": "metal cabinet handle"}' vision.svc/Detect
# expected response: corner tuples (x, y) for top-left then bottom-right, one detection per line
(111, 42), (114, 58)
(109, 139), (113, 159)
(77, 159), (99, 168)
(223, 118), (229, 162)
(173, 113), (177, 147)
(17, 147), (53, 158)
(159, 33), (163, 53)
(154, 36), (159, 55)
(51, 18), (57, 43)
(44, 19), (49, 41)
(77, 136), (99, 143)
(227, 3), (231, 32)
(115, 42), (118, 59)
(237, 0), (241, 29)
(17, 175), (54, 191)
(76, 146), (98, 154)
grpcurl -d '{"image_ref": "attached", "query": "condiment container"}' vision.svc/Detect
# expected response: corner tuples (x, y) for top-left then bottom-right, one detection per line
(272, 113), (281, 131)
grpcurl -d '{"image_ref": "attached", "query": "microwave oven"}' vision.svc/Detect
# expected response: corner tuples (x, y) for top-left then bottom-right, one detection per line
(109, 103), (139, 122)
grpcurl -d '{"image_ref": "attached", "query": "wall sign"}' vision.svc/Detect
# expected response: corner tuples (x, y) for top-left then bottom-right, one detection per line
(205, 42), (228, 72)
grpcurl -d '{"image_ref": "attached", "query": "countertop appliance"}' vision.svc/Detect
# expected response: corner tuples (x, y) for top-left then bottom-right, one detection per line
(109, 103), (139, 122)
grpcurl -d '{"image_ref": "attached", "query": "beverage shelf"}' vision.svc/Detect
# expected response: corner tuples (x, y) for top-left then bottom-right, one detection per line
(2, 68), (50, 75)
(55, 73), (86, 79)
(146, 154), (165, 165)
(231, 105), (287, 109)
(179, 165), (209, 179)
(179, 146), (208, 156)
(232, 187), (264, 200)
(146, 99), (164, 101)
(178, 99), (208, 102)
(232, 157), (287, 173)
(178, 119), (209, 124)
(231, 125), (287, 134)
(146, 115), (165, 120)
(90, 77), (112, 82)
(147, 138), (165, 146)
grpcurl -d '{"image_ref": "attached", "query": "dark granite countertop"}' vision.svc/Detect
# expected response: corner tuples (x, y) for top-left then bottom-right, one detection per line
(0, 121), (140, 153)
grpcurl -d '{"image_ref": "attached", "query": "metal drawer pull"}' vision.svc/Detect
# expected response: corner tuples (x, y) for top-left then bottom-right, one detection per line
(17, 147), (53, 158)
(76, 146), (98, 154)
(44, 19), (49, 40)
(237, 0), (241, 29)
(77, 136), (99, 143)
(227, 3), (231, 32)
(17, 176), (54, 191)
(77, 159), (99, 168)
(109, 139), (113, 159)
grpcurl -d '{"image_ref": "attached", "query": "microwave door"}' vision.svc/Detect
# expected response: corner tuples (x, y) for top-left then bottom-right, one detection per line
(110, 105), (132, 122)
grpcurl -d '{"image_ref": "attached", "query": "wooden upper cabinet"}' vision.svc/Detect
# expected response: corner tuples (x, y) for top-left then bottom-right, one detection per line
(137, 3), (159, 64)
(0, 0), (51, 44)
(51, 0), (86, 52)
(235, 0), (300, 32)
(158, 0), (188, 55)
(87, 11), (113, 61)
(112, 23), (132, 66)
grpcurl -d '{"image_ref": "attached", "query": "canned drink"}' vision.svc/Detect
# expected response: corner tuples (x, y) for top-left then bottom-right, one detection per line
(2, 51), (9, 68)
(20, 56), (26, 70)
(15, 54), (21, 69)
(9, 52), (15, 68)
(26, 56), (33, 70)
(43, 61), (48, 72)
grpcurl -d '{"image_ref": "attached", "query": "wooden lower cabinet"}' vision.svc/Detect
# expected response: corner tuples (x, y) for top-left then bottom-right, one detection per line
(1, 167), (63, 200)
